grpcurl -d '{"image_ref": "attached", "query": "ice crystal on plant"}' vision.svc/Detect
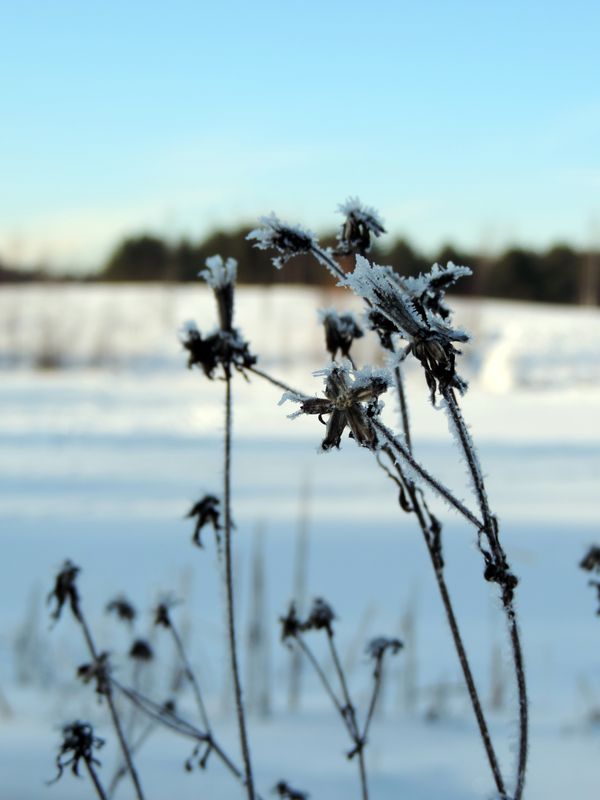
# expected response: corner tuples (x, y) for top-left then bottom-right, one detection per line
(247, 214), (316, 269)
(336, 197), (385, 255)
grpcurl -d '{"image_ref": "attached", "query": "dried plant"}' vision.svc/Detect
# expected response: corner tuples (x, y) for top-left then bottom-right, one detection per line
(48, 196), (530, 800)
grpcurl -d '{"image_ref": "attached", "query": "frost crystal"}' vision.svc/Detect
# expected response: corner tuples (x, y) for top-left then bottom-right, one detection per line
(336, 197), (385, 255)
(200, 255), (237, 288)
(286, 360), (389, 451)
(341, 255), (470, 401)
(247, 214), (317, 269)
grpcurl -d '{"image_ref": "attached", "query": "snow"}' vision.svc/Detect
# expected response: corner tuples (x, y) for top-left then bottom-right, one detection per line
(0, 285), (599, 798)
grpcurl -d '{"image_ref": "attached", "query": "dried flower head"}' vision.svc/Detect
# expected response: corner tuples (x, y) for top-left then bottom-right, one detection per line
(580, 546), (600, 574)
(180, 322), (256, 380)
(105, 595), (136, 625)
(342, 256), (470, 402)
(366, 636), (404, 661)
(186, 494), (222, 547)
(77, 652), (111, 696)
(273, 780), (309, 800)
(200, 255), (237, 332)
(281, 361), (389, 451)
(247, 214), (317, 269)
(129, 639), (154, 662)
(318, 308), (364, 360)
(154, 596), (180, 629)
(279, 603), (302, 642)
(48, 560), (81, 622)
(404, 262), (472, 321)
(303, 597), (336, 635)
(50, 721), (104, 783)
(336, 197), (385, 256)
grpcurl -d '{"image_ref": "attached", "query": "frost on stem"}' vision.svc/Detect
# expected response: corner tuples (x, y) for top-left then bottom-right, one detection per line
(318, 308), (363, 360)
(280, 361), (389, 451)
(342, 256), (471, 402)
(336, 197), (386, 256)
(247, 214), (317, 269)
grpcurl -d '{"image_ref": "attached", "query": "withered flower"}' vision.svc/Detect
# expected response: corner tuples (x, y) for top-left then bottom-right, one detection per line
(129, 639), (154, 662)
(180, 323), (256, 380)
(200, 255), (237, 332)
(318, 308), (363, 360)
(303, 598), (336, 636)
(281, 362), (389, 451)
(273, 780), (309, 800)
(279, 603), (302, 642)
(186, 494), (222, 547)
(247, 214), (316, 269)
(50, 721), (104, 783)
(105, 595), (136, 625)
(154, 598), (175, 629)
(342, 257), (470, 402)
(336, 197), (385, 256)
(48, 560), (81, 622)
(580, 546), (600, 573)
(366, 636), (403, 662)
(77, 652), (111, 696)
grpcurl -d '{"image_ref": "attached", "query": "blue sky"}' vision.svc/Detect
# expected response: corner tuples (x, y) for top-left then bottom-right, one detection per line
(2, 0), (599, 270)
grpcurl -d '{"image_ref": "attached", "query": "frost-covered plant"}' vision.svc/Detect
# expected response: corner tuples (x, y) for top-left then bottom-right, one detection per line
(249, 199), (529, 800)
(279, 599), (403, 800)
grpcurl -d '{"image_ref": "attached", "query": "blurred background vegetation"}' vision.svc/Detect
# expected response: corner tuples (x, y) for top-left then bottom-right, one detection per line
(2, 227), (597, 306)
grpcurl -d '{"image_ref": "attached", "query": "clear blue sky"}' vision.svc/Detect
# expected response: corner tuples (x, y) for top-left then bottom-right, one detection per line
(2, 0), (599, 270)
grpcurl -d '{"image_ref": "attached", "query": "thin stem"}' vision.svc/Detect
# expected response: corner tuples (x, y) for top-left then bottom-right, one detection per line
(310, 244), (346, 281)
(442, 387), (528, 800)
(326, 633), (369, 800)
(107, 721), (154, 799)
(246, 365), (308, 399)
(111, 679), (263, 798)
(85, 760), (109, 800)
(361, 661), (384, 744)
(374, 420), (483, 530)
(77, 615), (145, 800)
(393, 365), (412, 452)
(295, 636), (347, 723)
(168, 620), (211, 734)
(224, 374), (255, 800)
(379, 451), (507, 797)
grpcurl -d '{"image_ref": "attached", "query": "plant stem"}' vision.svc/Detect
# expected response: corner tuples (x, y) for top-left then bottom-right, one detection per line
(224, 373), (255, 800)
(111, 679), (265, 799)
(77, 615), (145, 800)
(380, 446), (507, 798)
(85, 759), (109, 800)
(326, 633), (369, 800)
(374, 420), (483, 530)
(168, 619), (211, 734)
(442, 387), (528, 800)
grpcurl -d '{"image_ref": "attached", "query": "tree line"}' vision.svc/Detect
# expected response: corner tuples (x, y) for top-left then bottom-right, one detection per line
(1, 227), (598, 304)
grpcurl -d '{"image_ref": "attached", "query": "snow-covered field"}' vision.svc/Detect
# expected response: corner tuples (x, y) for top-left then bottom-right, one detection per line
(1, 285), (599, 800)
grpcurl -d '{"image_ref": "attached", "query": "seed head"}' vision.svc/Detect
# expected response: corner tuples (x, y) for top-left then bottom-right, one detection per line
(48, 560), (81, 622)
(49, 721), (104, 783)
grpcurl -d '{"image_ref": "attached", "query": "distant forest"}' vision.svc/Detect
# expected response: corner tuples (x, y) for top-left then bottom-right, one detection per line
(2, 226), (598, 305)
